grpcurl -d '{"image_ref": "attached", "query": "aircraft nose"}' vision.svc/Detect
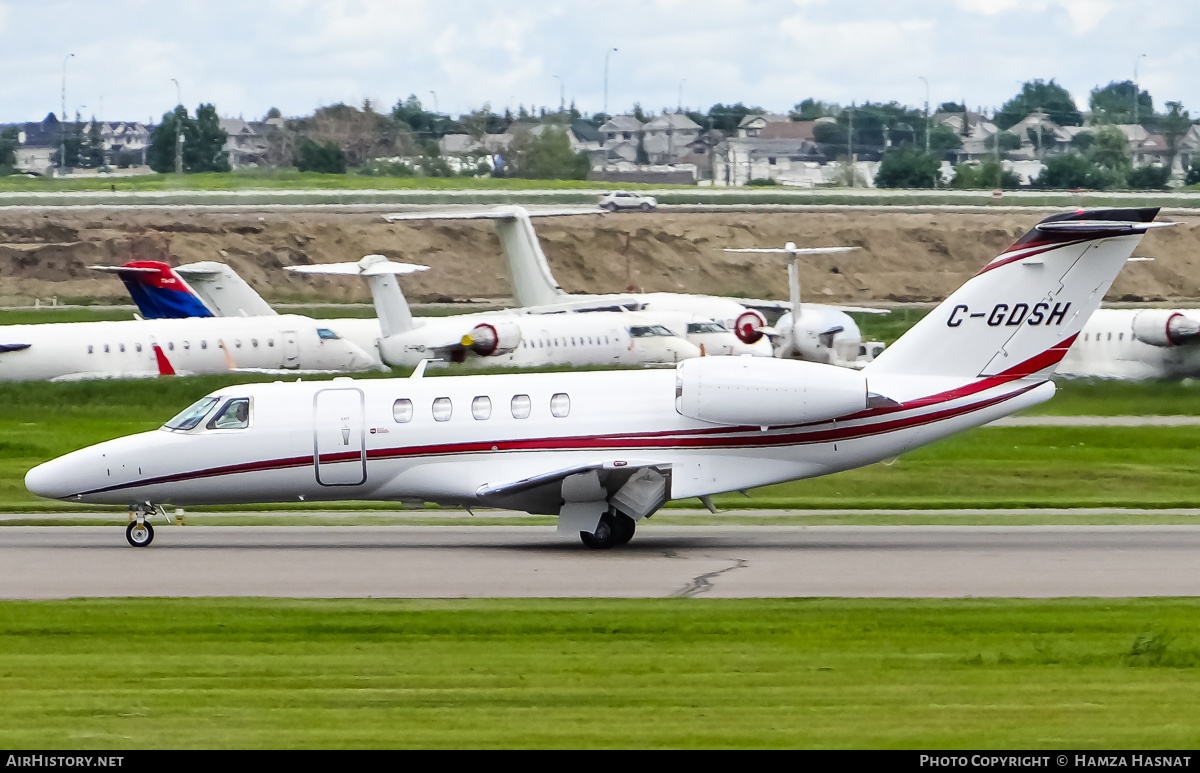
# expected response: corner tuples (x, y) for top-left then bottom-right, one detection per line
(25, 458), (78, 500)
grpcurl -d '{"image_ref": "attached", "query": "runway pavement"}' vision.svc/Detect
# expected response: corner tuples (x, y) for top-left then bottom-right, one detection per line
(4, 523), (1200, 599)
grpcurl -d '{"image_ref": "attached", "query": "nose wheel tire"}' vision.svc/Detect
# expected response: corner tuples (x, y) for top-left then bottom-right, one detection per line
(126, 521), (154, 547)
(579, 512), (636, 549)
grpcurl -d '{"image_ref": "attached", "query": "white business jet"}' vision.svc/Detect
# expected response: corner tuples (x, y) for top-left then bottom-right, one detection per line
(287, 254), (700, 368)
(382, 206), (885, 364)
(26, 208), (1166, 549)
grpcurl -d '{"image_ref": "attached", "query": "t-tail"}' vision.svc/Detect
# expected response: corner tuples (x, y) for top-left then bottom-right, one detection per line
(383, 206), (604, 308)
(866, 208), (1169, 386)
(286, 255), (429, 338)
(91, 261), (214, 319)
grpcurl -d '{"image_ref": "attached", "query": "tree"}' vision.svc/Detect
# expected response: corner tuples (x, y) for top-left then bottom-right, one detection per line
(984, 131), (1021, 152)
(294, 138), (347, 173)
(706, 103), (760, 134)
(791, 98), (837, 121)
(938, 101), (965, 113)
(503, 127), (589, 180)
(1162, 101), (1192, 169)
(928, 124), (963, 158)
(1086, 124), (1131, 181)
(1034, 154), (1114, 189)
(0, 127), (17, 172)
(996, 79), (1081, 129)
(1089, 81), (1152, 125)
(1187, 156), (1200, 186)
(80, 119), (105, 168)
(874, 146), (940, 188)
(148, 104), (229, 173)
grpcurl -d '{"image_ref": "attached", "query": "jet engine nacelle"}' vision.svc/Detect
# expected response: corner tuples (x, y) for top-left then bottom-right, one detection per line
(733, 310), (767, 345)
(464, 321), (522, 356)
(674, 356), (869, 427)
(1131, 310), (1200, 347)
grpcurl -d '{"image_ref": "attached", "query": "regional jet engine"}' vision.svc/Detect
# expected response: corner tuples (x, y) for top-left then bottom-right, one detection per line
(1131, 310), (1200, 347)
(463, 321), (522, 356)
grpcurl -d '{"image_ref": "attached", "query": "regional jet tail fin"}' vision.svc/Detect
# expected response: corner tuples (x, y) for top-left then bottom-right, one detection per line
(866, 208), (1172, 382)
(90, 261), (215, 319)
(287, 255), (429, 338)
(384, 206), (604, 308)
(173, 262), (277, 317)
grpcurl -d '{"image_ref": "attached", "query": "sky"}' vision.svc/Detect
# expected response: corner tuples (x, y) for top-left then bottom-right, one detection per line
(2, 0), (1199, 125)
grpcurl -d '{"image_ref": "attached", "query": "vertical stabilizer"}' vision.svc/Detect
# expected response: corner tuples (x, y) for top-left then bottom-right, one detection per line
(489, 206), (567, 307)
(90, 261), (214, 319)
(866, 208), (1168, 380)
(174, 262), (277, 317)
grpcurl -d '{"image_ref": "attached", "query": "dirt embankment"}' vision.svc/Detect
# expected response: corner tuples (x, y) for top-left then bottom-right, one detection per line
(1, 209), (1199, 306)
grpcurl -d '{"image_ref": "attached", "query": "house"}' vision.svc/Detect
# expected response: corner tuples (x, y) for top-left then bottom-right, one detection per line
(598, 115), (643, 145)
(2, 113), (61, 174)
(219, 118), (270, 169)
(933, 110), (998, 162)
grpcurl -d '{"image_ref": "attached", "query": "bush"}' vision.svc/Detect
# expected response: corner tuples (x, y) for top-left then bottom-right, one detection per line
(950, 161), (1020, 189)
(294, 138), (347, 174)
(874, 146), (940, 188)
(746, 177), (778, 186)
(1034, 153), (1117, 190)
(357, 159), (414, 177)
(1127, 165), (1171, 190)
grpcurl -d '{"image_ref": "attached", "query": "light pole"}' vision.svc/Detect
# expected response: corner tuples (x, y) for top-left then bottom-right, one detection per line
(553, 75), (564, 113)
(1133, 53), (1146, 125)
(60, 53), (73, 171)
(603, 47), (618, 117)
(171, 78), (183, 175)
(429, 90), (439, 114)
(678, 78), (687, 113)
(919, 76), (930, 153)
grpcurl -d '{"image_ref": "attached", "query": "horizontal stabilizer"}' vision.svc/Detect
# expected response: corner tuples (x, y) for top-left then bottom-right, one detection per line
(288, 255), (425, 338)
(723, 246), (860, 256)
(287, 256), (429, 277)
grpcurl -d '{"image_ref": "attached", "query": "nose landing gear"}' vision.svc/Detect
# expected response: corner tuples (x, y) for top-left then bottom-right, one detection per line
(125, 502), (164, 547)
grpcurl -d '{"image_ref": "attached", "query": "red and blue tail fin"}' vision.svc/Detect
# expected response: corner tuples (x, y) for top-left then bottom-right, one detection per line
(93, 261), (214, 319)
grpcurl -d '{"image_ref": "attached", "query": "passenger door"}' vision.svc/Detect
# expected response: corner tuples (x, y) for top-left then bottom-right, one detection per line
(313, 387), (366, 486)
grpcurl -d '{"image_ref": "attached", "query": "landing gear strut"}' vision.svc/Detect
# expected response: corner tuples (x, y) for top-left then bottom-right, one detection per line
(579, 510), (636, 549)
(126, 502), (161, 547)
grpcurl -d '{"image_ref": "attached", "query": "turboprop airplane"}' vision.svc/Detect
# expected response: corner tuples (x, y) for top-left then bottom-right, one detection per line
(25, 208), (1167, 549)
(382, 206), (885, 364)
(1055, 307), (1200, 379)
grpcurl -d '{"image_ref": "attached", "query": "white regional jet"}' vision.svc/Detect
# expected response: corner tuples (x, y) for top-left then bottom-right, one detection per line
(382, 206), (886, 366)
(1056, 308), (1200, 379)
(26, 208), (1166, 549)
(0, 260), (384, 382)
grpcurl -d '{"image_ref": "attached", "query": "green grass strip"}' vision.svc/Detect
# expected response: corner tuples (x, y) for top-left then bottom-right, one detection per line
(1, 597), (1200, 749)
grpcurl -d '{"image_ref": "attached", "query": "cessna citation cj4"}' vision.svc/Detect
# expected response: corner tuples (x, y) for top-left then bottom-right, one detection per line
(26, 209), (1167, 548)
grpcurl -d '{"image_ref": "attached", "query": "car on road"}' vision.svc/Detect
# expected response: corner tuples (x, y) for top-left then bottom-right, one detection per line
(598, 190), (657, 212)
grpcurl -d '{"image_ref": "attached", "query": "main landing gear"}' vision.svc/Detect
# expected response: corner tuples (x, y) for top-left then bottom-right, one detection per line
(126, 502), (162, 547)
(579, 510), (636, 550)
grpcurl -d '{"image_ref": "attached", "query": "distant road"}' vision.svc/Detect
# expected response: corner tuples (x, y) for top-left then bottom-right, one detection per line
(5, 524), (1200, 599)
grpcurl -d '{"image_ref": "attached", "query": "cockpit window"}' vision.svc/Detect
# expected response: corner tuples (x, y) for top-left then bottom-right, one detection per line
(162, 396), (220, 431)
(317, 328), (340, 341)
(629, 325), (674, 338)
(207, 398), (251, 430)
(687, 321), (726, 334)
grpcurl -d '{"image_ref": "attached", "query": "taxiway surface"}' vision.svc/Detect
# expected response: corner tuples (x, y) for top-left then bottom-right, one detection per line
(4, 523), (1200, 599)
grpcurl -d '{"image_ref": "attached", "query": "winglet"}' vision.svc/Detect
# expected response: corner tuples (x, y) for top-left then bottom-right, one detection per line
(152, 343), (176, 377)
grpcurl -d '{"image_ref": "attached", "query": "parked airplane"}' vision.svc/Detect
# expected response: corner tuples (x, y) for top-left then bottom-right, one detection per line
(0, 314), (382, 382)
(382, 206), (886, 366)
(91, 261), (275, 318)
(1056, 308), (1200, 379)
(26, 208), (1166, 549)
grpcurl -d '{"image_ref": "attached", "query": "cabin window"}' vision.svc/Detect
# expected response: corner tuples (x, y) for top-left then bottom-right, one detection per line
(317, 328), (339, 340)
(207, 398), (251, 430)
(432, 397), (453, 422)
(182, 341), (190, 350)
(252, 339), (259, 348)
(268, 339), (274, 347)
(163, 396), (220, 431)
(392, 398), (413, 423)
(104, 344), (110, 353)
(472, 396), (492, 420)
(167, 342), (174, 351)
(119, 343), (126, 353)
(135, 343), (143, 353)
(235, 339), (242, 348)
(1107, 333), (1112, 341)
(550, 393), (570, 418)
(1118, 333), (1124, 341)
(511, 394), (531, 419)
(200, 341), (207, 350)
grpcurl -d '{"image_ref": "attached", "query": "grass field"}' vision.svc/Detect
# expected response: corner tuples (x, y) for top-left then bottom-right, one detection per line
(0, 597), (1198, 749)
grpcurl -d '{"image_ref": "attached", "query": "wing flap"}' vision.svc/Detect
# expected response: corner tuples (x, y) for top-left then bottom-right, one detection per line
(476, 460), (672, 515)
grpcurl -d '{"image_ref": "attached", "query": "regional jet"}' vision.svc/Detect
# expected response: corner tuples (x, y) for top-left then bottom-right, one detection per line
(26, 208), (1166, 549)
(382, 206), (886, 367)
(1056, 308), (1200, 379)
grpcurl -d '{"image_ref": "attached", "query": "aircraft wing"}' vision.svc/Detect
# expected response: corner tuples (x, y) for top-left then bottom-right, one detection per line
(475, 460), (672, 516)
(739, 299), (890, 316)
